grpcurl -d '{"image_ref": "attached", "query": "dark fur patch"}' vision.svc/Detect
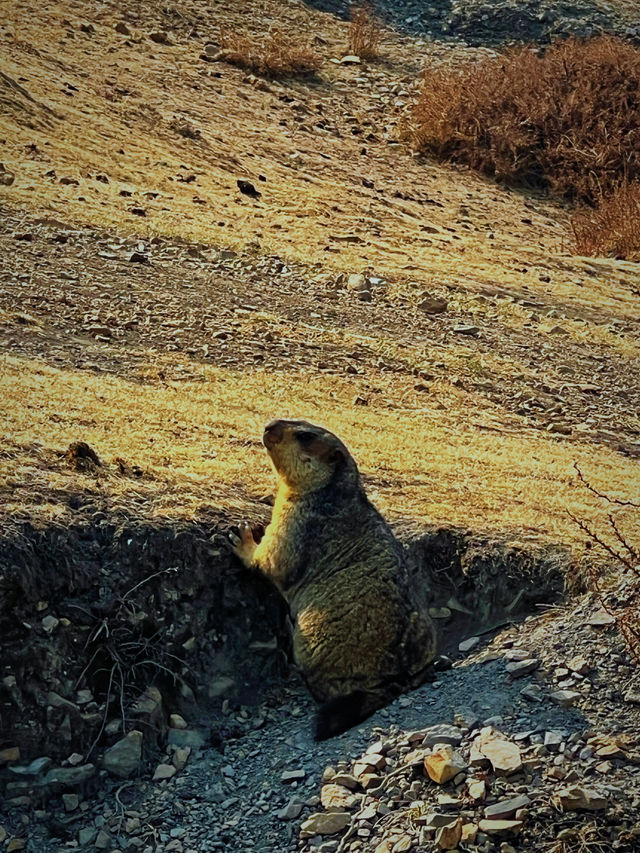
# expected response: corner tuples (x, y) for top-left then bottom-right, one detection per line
(314, 691), (375, 740)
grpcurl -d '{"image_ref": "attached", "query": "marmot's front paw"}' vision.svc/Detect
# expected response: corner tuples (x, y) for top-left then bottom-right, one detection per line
(229, 521), (258, 567)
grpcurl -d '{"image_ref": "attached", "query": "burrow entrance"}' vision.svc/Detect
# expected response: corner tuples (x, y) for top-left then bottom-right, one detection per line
(0, 514), (570, 792)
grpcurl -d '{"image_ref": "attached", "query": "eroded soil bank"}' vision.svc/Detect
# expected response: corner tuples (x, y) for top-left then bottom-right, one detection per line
(1, 514), (639, 852)
(0, 513), (567, 763)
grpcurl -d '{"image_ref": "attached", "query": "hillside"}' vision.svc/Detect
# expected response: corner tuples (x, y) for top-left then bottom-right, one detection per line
(1, 1), (639, 851)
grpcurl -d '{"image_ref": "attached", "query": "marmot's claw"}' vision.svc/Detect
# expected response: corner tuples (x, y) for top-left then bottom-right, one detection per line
(229, 521), (257, 565)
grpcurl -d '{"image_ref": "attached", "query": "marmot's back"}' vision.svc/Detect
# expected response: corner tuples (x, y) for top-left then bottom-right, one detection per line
(230, 419), (437, 738)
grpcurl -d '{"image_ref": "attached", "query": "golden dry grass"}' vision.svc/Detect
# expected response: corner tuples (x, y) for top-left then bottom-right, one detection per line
(2, 354), (639, 553)
(348, 4), (382, 60)
(216, 27), (321, 76)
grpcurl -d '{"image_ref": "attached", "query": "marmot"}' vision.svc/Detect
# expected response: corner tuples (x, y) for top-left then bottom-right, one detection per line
(230, 419), (436, 738)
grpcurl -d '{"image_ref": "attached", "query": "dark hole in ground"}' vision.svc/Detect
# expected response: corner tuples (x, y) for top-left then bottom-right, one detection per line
(0, 512), (569, 795)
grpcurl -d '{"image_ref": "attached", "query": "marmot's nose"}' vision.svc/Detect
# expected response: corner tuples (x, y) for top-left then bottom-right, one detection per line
(264, 419), (285, 446)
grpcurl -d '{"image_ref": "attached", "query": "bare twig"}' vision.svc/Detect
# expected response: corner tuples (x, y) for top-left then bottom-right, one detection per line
(574, 462), (640, 508)
(567, 511), (636, 574)
(85, 662), (117, 760)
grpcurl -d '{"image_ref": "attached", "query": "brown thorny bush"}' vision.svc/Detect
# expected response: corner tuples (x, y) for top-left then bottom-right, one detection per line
(411, 36), (640, 258)
(348, 3), (382, 61)
(571, 181), (640, 261)
(217, 27), (321, 77)
(570, 464), (640, 667)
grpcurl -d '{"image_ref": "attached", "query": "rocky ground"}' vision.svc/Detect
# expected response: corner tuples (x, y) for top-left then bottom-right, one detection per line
(1, 212), (639, 457)
(2, 589), (639, 852)
(306, 0), (640, 44)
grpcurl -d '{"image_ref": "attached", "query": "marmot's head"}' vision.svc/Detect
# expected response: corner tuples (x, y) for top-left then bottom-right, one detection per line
(263, 419), (359, 496)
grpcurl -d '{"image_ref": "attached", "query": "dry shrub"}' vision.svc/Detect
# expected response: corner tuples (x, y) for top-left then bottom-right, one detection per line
(348, 3), (382, 60)
(571, 181), (640, 260)
(411, 36), (640, 203)
(217, 27), (321, 77)
(571, 464), (640, 667)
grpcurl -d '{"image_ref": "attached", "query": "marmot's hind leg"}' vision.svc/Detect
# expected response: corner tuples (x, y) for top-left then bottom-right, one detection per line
(314, 690), (386, 740)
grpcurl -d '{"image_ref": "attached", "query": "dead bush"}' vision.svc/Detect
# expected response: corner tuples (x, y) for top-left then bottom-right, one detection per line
(571, 181), (640, 261)
(570, 464), (640, 667)
(411, 36), (640, 203)
(217, 27), (321, 77)
(348, 3), (382, 60)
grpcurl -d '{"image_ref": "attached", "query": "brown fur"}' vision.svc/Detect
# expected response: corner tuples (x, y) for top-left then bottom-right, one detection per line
(231, 419), (436, 737)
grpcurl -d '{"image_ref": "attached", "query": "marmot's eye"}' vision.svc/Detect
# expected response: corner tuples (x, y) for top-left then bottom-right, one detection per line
(296, 430), (316, 446)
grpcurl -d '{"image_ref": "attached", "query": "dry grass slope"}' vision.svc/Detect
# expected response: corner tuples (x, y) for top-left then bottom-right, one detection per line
(2, 355), (640, 552)
(411, 36), (640, 204)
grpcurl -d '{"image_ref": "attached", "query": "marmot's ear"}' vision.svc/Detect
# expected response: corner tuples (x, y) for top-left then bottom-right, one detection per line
(329, 447), (346, 468)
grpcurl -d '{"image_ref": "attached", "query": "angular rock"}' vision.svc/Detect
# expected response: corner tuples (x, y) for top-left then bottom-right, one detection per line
(484, 795), (530, 819)
(417, 294), (448, 314)
(552, 785), (607, 811)
(422, 724), (463, 748)
(550, 689), (580, 708)
(473, 732), (522, 776)
(422, 812), (460, 828)
(172, 747), (191, 771)
(152, 763), (176, 781)
(520, 683), (544, 702)
(505, 659), (539, 678)
(478, 819), (523, 835)
(41, 615), (59, 633)
(567, 655), (590, 675)
(435, 817), (462, 850)
(77, 829), (96, 845)
(461, 823), (478, 843)
(0, 747), (20, 764)
(353, 753), (385, 776)
(94, 830), (111, 849)
(587, 608), (615, 626)
(458, 636), (480, 652)
(167, 729), (205, 749)
(321, 784), (359, 810)
(281, 768), (306, 783)
(300, 812), (350, 836)
(467, 779), (486, 800)
(9, 757), (51, 776)
(277, 797), (304, 820)
(62, 793), (79, 811)
(360, 773), (382, 790)
(103, 731), (142, 779)
(331, 773), (359, 790)
(424, 745), (467, 784)
(44, 764), (95, 787)
(624, 687), (640, 704)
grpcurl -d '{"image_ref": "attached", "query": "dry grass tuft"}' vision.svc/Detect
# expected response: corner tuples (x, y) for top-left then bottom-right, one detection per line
(411, 36), (640, 203)
(348, 3), (382, 60)
(216, 27), (321, 77)
(571, 181), (640, 261)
